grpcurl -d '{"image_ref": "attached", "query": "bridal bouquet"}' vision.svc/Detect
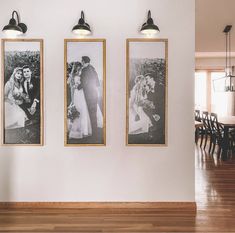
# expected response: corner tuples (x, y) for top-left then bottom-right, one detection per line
(12, 91), (25, 105)
(138, 99), (155, 110)
(67, 103), (80, 122)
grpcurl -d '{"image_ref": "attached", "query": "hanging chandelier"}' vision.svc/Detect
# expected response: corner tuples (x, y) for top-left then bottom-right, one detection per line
(213, 25), (235, 92)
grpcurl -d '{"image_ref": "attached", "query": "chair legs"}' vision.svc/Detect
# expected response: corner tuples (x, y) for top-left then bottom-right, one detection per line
(217, 146), (222, 159)
(198, 131), (219, 157)
(204, 133), (208, 149)
(195, 129), (199, 144)
(209, 137), (213, 153)
(200, 133), (204, 147)
(211, 141), (216, 155)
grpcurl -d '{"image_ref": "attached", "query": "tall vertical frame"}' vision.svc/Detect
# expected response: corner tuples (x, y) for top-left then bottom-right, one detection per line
(64, 39), (106, 146)
(1, 39), (44, 146)
(126, 38), (168, 146)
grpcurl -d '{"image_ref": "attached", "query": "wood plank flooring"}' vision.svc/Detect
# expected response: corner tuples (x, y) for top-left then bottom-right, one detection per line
(0, 146), (235, 232)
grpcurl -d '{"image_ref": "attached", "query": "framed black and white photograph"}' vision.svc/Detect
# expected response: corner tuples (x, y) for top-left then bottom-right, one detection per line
(64, 39), (106, 146)
(126, 39), (168, 146)
(1, 39), (44, 145)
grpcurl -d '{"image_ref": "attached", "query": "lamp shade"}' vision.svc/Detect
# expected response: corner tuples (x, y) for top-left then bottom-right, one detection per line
(3, 18), (22, 36)
(2, 11), (27, 37)
(72, 11), (91, 35)
(141, 10), (160, 35)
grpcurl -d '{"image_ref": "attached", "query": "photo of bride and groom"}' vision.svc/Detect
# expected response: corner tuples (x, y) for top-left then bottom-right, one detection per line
(127, 40), (167, 145)
(2, 40), (42, 145)
(65, 40), (105, 145)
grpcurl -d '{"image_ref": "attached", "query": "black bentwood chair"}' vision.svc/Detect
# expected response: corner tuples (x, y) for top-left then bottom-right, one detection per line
(195, 110), (201, 122)
(200, 111), (210, 149)
(209, 113), (226, 158)
(209, 113), (220, 155)
(210, 113), (235, 158)
(195, 110), (202, 144)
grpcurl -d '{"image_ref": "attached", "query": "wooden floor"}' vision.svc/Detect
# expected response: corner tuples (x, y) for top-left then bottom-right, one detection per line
(0, 146), (235, 232)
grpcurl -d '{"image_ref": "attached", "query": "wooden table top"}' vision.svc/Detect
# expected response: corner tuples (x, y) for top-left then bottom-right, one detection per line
(218, 116), (235, 127)
(195, 121), (203, 128)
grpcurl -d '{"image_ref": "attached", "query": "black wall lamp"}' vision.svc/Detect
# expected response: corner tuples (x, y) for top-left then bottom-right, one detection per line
(2, 10), (27, 36)
(141, 10), (160, 36)
(72, 11), (91, 36)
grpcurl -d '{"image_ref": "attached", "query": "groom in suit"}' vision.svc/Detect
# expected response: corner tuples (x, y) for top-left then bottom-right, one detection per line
(20, 65), (40, 121)
(78, 56), (100, 139)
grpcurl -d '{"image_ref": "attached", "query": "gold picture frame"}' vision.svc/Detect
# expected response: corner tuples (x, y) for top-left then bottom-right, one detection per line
(126, 38), (168, 146)
(1, 39), (44, 146)
(64, 39), (106, 146)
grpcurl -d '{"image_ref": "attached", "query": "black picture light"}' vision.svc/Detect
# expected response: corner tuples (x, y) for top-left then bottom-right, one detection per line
(72, 11), (91, 36)
(141, 10), (160, 35)
(2, 10), (27, 36)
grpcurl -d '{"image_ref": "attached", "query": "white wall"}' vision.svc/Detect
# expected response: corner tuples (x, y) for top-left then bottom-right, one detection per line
(0, 0), (195, 202)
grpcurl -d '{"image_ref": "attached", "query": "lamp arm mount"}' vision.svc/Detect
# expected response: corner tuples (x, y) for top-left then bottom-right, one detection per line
(12, 10), (20, 24)
(81, 11), (84, 20)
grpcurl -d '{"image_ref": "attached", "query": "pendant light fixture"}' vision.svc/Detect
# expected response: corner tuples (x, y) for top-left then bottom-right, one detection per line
(2, 11), (27, 37)
(140, 10), (160, 36)
(72, 11), (91, 36)
(213, 25), (235, 92)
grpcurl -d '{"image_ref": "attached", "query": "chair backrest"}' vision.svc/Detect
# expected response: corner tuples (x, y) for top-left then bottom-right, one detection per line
(195, 110), (201, 121)
(209, 112), (224, 138)
(201, 111), (211, 131)
(210, 113), (218, 132)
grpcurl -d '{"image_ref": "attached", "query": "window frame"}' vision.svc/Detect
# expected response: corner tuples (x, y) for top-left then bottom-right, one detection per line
(195, 68), (224, 112)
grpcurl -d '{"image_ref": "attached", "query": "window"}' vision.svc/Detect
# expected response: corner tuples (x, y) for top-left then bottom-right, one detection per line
(195, 70), (227, 116)
(195, 71), (207, 111)
(211, 72), (227, 116)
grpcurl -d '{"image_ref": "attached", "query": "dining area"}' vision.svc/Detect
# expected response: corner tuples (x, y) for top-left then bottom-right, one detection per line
(195, 24), (235, 161)
(193, 2), (235, 232)
(195, 110), (235, 160)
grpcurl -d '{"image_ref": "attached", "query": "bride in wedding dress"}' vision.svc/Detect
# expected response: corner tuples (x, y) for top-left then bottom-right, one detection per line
(68, 64), (103, 139)
(4, 67), (28, 129)
(128, 75), (153, 135)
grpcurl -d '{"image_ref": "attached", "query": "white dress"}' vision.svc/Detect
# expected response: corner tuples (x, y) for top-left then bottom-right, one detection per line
(68, 76), (103, 139)
(4, 83), (27, 129)
(128, 88), (152, 135)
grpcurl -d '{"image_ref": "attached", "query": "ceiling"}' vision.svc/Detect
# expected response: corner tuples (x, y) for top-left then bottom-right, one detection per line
(196, 0), (235, 53)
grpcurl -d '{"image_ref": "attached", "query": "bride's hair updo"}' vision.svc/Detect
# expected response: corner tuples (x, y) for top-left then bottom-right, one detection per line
(71, 62), (82, 76)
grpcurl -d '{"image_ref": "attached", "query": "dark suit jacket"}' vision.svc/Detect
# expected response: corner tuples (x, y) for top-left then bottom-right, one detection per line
(23, 76), (40, 109)
(78, 65), (100, 104)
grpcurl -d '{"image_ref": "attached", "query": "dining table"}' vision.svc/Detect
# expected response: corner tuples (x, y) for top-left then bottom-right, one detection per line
(218, 116), (235, 160)
(195, 121), (203, 128)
